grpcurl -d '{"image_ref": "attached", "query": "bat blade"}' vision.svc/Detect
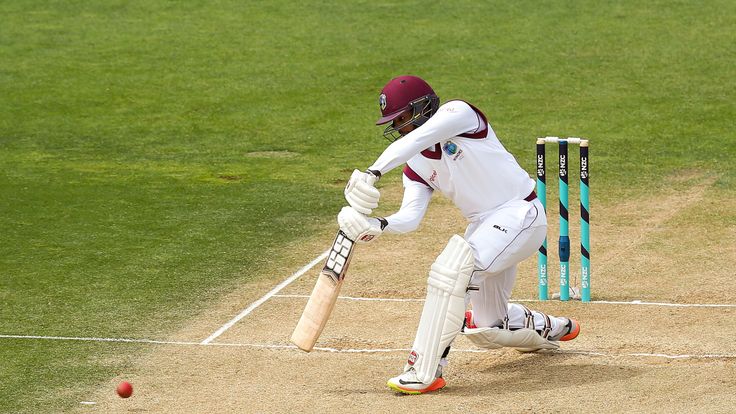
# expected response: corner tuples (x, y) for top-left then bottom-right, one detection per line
(291, 230), (355, 352)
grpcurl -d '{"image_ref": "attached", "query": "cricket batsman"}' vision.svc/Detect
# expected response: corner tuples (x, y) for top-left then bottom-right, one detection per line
(337, 75), (580, 394)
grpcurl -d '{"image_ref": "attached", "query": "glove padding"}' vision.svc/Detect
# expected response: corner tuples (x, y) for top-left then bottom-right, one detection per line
(344, 169), (380, 215)
(337, 206), (384, 243)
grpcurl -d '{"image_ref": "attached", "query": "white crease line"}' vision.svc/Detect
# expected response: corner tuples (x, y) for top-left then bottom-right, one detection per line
(273, 294), (736, 308)
(200, 250), (329, 345)
(584, 300), (736, 308)
(0, 334), (201, 345)
(212, 341), (416, 353)
(273, 294), (424, 302)
(202, 246), (733, 347)
(2, 334), (735, 359)
(0, 334), (411, 353)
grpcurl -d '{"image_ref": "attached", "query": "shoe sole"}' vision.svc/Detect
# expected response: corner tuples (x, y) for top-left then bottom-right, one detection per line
(387, 377), (446, 395)
(559, 319), (580, 341)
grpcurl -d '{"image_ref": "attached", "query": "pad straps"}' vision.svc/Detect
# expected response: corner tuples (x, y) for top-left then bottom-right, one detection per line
(504, 305), (553, 339)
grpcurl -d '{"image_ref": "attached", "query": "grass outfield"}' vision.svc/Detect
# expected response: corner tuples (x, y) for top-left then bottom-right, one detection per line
(1, 1), (734, 412)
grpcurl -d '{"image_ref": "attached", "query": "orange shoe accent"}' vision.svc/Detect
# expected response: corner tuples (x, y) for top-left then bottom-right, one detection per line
(465, 311), (476, 329)
(559, 319), (580, 341)
(387, 377), (446, 395)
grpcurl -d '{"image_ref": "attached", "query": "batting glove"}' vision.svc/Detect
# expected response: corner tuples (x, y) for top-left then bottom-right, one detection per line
(337, 206), (388, 243)
(344, 169), (381, 215)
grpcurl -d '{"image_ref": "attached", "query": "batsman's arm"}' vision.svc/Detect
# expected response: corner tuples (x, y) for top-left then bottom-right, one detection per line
(381, 173), (433, 234)
(368, 101), (481, 173)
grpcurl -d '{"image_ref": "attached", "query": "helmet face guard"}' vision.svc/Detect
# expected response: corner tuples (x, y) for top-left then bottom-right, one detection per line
(382, 94), (440, 142)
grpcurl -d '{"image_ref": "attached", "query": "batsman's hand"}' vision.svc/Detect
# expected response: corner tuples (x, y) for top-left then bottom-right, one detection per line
(337, 206), (387, 243)
(344, 169), (380, 215)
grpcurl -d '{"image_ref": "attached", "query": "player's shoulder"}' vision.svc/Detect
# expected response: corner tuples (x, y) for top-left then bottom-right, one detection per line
(437, 99), (475, 114)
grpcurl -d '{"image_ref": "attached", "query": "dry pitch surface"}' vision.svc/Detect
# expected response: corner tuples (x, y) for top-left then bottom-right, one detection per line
(77, 171), (736, 413)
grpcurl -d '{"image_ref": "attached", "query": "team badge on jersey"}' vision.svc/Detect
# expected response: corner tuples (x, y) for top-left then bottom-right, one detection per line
(443, 141), (458, 155)
(443, 141), (464, 161)
(379, 93), (387, 110)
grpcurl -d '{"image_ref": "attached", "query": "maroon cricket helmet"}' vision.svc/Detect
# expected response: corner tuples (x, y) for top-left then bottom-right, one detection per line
(376, 75), (439, 125)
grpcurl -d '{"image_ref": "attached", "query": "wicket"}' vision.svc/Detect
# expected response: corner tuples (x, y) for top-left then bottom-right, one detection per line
(536, 137), (591, 302)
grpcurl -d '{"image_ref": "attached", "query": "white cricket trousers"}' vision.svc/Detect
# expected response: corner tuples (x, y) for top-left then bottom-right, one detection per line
(464, 197), (565, 331)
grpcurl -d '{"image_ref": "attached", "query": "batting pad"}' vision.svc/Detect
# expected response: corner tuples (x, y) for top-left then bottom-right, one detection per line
(406, 235), (474, 384)
(462, 327), (560, 353)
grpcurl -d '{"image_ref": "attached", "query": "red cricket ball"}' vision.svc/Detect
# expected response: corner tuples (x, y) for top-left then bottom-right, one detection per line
(116, 381), (133, 398)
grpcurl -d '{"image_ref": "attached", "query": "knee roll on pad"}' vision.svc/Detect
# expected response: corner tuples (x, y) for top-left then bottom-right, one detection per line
(406, 235), (474, 384)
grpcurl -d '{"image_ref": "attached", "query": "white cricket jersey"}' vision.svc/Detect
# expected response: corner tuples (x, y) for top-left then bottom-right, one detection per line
(369, 100), (535, 225)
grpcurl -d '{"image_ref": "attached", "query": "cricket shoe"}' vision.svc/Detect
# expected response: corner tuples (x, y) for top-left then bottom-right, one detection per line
(549, 318), (580, 341)
(387, 366), (445, 395)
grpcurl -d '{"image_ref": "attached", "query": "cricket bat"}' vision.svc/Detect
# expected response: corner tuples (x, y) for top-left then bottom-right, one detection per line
(291, 230), (356, 352)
